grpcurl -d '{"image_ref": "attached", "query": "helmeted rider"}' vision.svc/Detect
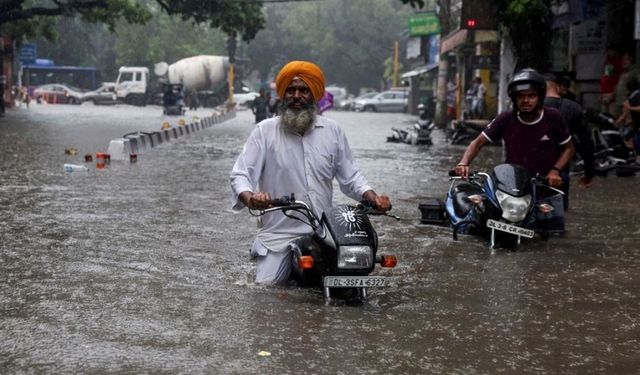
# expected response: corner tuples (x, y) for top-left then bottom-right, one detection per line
(453, 68), (576, 230)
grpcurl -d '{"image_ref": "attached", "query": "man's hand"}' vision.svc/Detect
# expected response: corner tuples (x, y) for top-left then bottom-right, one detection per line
(546, 169), (563, 188)
(240, 191), (272, 210)
(363, 190), (391, 213)
(454, 163), (470, 177)
(578, 175), (593, 189)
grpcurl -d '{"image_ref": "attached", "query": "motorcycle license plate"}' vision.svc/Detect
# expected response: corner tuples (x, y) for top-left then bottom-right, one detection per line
(486, 219), (534, 238)
(323, 276), (389, 288)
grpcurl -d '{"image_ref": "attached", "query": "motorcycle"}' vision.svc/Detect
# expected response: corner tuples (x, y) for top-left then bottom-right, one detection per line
(448, 118), (491, 145)
(250, 194), (399, 300)
(387, 103), (435, 145)
(439, 164), (565, 249)
(581, 111), (640, 176)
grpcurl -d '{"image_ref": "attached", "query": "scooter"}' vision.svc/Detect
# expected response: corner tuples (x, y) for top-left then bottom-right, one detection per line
(387, 103), (435, 145)
(434, 164), (565, 249)
(162, 83), (186, 116)
(448, 118), (490, 145)
(582, 111), (640, 176)
(250, 194), (399, 300)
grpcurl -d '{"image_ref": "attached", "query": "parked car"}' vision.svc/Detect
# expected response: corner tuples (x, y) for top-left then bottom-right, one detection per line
(354, 90), (408, 112)
(232, 87), (260, 107)
(33, 84), (85, 105)
(82, 83), (117, 105)
(340, 91), (378, 111)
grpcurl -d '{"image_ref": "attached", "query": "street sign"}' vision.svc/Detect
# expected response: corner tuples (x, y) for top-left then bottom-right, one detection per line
(18, 43), (37, 65)
(408, 13), (440, 36)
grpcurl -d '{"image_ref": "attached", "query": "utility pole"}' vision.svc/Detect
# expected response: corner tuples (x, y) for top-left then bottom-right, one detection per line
(226, 32), (237, 112)
(393, 41), (399, 88)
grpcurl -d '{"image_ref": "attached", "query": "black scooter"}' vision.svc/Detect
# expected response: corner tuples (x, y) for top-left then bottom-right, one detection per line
(387, 103), (435, 145)
(582, 112), (640, 176)
(251, 194), (398, 300)
(448, 118), (491, 145)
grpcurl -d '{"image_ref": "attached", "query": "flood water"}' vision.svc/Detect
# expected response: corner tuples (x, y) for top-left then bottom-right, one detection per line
(1, 103), (639, 374)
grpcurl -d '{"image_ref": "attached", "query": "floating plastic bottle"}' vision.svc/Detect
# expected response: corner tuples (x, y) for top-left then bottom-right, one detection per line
(64, 163), (89, 173)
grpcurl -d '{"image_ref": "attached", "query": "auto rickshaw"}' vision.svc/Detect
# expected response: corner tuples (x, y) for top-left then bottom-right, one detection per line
(162, 83), (186, 116)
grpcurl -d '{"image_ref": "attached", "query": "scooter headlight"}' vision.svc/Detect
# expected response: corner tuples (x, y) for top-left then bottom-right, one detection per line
(496, 190), (531, 222)
(337, 246), (374, 269)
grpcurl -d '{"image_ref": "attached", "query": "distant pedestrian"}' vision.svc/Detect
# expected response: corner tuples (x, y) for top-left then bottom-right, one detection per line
(21, 87), (30, 108)
(558, 74), (577, 102)
(265, 91), (273, 117)
(186, 89), (199, 111)
(613, 51), (639, 119)
(600, 44), (623, 115)
(252, 88), (269, 124)
(446, 79), (457, 121)
(471, 77), (486, 119)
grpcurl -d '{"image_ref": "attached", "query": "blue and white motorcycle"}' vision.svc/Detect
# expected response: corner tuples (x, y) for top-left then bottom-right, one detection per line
(444, 163), (565, 249)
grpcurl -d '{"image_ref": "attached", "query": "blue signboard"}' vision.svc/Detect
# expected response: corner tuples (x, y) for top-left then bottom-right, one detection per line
(18, 43), (37, 64)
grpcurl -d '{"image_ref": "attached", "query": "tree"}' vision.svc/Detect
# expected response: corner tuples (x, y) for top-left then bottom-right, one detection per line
(0, 0), (265, 105)
(0, 1), (264, 41)
(496, 0), (553, 71)
(245, 0), (414, 94)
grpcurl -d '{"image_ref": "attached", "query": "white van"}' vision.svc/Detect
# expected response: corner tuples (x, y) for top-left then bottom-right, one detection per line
(325, 85), (348, 109)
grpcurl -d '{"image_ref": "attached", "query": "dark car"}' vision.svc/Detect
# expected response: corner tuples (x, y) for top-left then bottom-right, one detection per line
(33, 84), (85, 105)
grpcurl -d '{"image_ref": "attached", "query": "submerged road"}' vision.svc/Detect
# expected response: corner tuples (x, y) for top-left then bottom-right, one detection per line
(1, 103), (638, 374)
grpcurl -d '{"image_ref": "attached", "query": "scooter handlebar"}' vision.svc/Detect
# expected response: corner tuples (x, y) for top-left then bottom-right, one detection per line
(531, 176), (565, 195)
(448, 170), (479, 179)
(358, 201), (400, 220)
(269, 195), (295, 206)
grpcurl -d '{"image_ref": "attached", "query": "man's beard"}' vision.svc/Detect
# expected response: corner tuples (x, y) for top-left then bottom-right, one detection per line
(280, 99), (316, 134)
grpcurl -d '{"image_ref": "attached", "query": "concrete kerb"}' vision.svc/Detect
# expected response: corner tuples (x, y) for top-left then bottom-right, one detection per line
(106, 110), (236, 161)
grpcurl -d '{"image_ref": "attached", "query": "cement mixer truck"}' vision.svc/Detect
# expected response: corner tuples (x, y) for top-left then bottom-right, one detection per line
(111, 55), (246, 108)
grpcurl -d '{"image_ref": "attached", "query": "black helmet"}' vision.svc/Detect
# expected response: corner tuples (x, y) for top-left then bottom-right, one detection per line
(507, 68), (546, 105)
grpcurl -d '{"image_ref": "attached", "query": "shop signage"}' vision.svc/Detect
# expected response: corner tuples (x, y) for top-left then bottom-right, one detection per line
(409, 13), (440, 36)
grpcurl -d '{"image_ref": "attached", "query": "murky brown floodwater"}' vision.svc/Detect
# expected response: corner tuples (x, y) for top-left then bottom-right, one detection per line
(1, 103), (638, 374)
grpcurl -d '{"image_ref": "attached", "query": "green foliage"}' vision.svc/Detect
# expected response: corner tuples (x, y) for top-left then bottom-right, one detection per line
(246, 0), (414, 93)
(495, 0), (553, 71)
(1, 0), (264, 44)
(152, 0), (265, 42)
(79, 0), (151, 30)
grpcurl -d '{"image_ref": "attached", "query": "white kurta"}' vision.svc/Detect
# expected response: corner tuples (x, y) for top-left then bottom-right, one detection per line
(230, 115), (372, 255)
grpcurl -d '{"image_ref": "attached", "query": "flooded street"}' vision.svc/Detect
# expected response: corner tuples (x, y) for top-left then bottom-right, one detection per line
(1, 103), (639, 374)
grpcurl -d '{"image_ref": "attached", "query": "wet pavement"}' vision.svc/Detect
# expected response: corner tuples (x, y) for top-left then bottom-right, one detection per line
(1, 103), (639, 374)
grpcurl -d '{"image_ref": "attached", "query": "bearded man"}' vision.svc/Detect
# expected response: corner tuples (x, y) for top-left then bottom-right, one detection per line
(230, 60), (391, 284)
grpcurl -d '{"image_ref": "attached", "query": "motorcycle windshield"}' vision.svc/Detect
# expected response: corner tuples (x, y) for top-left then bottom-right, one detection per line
(492, 164), (531, 197)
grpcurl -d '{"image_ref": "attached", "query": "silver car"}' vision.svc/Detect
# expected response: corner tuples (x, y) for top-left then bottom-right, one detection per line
(33, 83), (85, 105)
(354, 90), (408, 112)
(82, 84), (117, 105)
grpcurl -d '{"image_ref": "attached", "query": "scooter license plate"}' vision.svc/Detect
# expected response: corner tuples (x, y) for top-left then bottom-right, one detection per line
(486, 219), (535, 238)
(323, 276), (389, 288)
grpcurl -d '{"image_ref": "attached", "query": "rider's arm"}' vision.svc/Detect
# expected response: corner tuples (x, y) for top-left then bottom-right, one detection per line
(230, 127), (266, 210)
(455, 134), (489, 176)
(624, 100), (640, 113)
(546, 140), (576, 188)
(616, 106), (630, 126)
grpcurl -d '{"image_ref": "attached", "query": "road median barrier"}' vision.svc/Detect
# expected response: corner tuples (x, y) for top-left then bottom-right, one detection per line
(106, 110), (235, 161)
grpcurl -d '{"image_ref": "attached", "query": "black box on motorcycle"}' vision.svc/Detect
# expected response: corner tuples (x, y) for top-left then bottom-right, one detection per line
(418, 199), (445, 225)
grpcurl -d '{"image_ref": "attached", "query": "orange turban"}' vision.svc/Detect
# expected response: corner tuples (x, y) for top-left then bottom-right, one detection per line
(275, 61), (325, 102)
